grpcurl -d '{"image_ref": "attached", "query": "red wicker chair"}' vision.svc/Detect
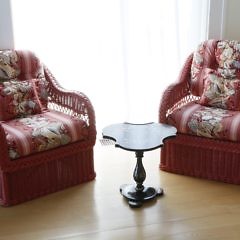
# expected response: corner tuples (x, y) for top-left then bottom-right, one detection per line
(159, 40), (240, 184)
(0, 50), (96, 206)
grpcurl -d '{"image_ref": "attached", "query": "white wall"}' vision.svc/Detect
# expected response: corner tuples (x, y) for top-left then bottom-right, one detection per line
(1, 0), (240, 49)
(222, 0), (240, 39)
(208, 0), (225, 39)
(0, 0), (14, 49)
(208, 0), (240, 40)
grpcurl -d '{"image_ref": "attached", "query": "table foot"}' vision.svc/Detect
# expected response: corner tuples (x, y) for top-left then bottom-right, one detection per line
(128, 200), (143, 208)
(157, 187), (164, 196)
(120, 184), (164, 208)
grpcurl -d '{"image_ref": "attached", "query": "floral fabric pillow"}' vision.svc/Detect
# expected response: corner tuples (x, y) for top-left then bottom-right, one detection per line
(199, 70), (240, 111)
(217, 67), (236, 79)
(0, 80), (43, 121)
(215, 40), (240, 69)
(35, 77), (49, 109)
(190, 40), (218, 96)
(0, 50), (20, 81)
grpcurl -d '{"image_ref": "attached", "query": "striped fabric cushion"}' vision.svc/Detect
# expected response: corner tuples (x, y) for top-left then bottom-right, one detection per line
(16, 50), (49, 108)
(215, 40), (240, 70)
(190, 40), (240, 97)
(0, 79), (43, 121)
(2, 110), (89, 159)
(190, 40), (218, 96)
(0, 50), (48, 109)
(0, 50), (20, 80)
(199, 69), (240, 111)
(16, 50), (43, 80)
(167, 102), (240, 142)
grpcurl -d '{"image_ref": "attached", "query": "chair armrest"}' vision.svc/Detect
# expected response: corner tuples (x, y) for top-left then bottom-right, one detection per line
(159, 54), (193, 123)
(43, 66), (96, 140)
(0, 123), (11, 167)
(159, 81), (190, 123)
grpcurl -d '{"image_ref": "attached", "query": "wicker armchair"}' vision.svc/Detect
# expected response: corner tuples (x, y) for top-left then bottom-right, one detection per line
(159, 40), (240, 184)
(0, 50), (96, 206)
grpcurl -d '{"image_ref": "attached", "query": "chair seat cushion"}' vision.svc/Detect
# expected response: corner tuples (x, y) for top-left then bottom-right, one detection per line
(167, 102), (240, 142)
(2, 110), (89, 159)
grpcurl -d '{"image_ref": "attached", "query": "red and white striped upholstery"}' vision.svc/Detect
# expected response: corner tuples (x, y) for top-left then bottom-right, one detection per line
(159, 40), (240, 184)
(168, 40), (240, 142)
(190, 40), (240, 96)
(167, 102), (240, 142)
(190, 40), (218, 96)
(3, 110), (88, 159)
(0, 50), (88, 159)
(0, 49), (96, 206)
(16, 50), (43, 80)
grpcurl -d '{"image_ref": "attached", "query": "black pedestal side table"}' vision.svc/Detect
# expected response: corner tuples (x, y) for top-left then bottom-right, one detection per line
(102, 122), (177, 208)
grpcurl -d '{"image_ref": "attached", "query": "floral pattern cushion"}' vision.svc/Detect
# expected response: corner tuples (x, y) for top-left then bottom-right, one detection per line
(15, 50), (49, 108)
(35, 77), (49, 109)
(2, 110), (89, 159)
(217, 67), (236, 79)
(191, 42), (204, 94)
(215, 40), (240, 69)
(190, 40), (218, 96)
(0, 80), (43, 121)
(167, 102), (240, 141)
(16, 50), (43, 80)
(0, 50), (49, 110)
(0, 50), (20, 81)
(199, 70), (240, 111)
(187, 107), (231, 139)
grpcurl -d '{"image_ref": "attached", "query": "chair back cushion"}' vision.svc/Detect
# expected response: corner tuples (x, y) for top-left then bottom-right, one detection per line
(16, 50), (43, 80)
(0, 50), (20, 80)
(0, 50), (48, 119)
(190, 40), (240, 97)
(199, 68), (240, 111)
(15, 50), (49, 109)
(190, 40), (218, 96)
(0, 79), (43, 121)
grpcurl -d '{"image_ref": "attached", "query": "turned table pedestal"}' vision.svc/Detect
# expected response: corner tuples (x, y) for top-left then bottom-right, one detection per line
(102, 122), (176, 208)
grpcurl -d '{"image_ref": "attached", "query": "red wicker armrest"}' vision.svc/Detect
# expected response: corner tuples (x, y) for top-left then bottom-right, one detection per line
(159, 53), (193, 123)
(159, 81), (190, 123)
(0, 124), (10, 167)
(43, 67), (96, 139)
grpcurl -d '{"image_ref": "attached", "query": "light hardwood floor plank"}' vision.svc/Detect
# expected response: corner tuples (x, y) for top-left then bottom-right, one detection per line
(1, 142), (240, 239)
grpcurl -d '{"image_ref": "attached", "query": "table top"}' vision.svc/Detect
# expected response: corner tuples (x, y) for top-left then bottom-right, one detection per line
(102, 122), (177, 152)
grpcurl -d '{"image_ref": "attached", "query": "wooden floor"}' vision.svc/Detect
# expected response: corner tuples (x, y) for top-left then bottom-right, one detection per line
(1, 141), (240, 240)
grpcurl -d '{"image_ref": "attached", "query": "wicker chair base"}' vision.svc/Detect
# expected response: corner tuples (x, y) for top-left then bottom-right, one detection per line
(0, 141), (95, 207)
(160, 134), (240, 184)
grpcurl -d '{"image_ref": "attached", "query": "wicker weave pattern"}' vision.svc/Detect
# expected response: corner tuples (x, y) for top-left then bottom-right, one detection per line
(0, 50), (96, 206)
(159, 40), (240, 184)
(44, 67), (96, 130)
(160, 134), (240, 184)
(159, 54), (196, 123)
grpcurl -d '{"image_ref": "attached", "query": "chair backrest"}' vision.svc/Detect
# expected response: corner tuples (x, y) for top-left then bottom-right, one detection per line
(0, 50), (48, 121)
(190, 39), (240, 96)
(0, 50), (43, 81)
(16, 50), (43, 80)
